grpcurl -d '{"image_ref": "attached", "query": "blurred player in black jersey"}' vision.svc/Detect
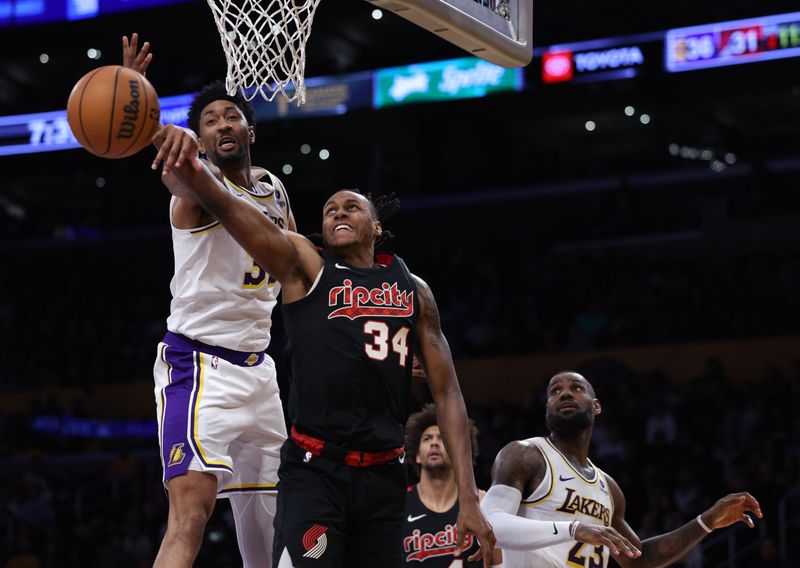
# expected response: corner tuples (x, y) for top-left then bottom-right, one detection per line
(403, 404), (503, 566)
(150, 127), (496, 568)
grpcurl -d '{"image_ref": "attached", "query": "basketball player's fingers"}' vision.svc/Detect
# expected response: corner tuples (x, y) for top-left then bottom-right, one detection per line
(741, 513), (755, 528)
(139, 53), (153, 75)
(742, 492), (763, 517)
(598, 530), (630, 557)
(153, 130), (174, 170)
(128, 34), (140, 62)
(157, 131), (181, 173)
(453, 527), (465, 555)
(472, 531), (494, 565)
(135, 42), (152, 74)
(613, 533), (641, 558)
(598, 535), (620, 557)
(122, 35), (132, 67)
(189, 153), (203, 171)
(175, 132), (199, 169)
(164, 140), (183, 174)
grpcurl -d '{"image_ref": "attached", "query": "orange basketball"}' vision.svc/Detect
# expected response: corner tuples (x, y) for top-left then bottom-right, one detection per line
(67, 65), (161, 159)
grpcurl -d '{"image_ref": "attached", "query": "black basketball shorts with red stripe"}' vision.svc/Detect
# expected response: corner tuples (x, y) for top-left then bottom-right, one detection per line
(272, 439), (408, 567)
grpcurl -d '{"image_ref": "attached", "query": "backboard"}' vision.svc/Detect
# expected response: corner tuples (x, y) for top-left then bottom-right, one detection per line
(365, 0), (533, 68)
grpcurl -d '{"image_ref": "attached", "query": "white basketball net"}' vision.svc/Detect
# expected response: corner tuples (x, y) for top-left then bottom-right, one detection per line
(206, 0), (322, 104)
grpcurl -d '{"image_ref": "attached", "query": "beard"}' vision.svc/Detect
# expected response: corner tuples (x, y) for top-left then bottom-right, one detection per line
(211, 146), (247, 167)
(421, 460), (451, 475)
(546, 406), (594, 438)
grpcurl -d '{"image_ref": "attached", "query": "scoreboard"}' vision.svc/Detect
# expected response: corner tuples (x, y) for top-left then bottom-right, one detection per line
(666, 11), (800, 72)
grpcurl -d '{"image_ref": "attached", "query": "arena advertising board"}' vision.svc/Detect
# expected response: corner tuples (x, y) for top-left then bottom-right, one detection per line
(666, 11), (800, 72)
(372, 57), (524, 108)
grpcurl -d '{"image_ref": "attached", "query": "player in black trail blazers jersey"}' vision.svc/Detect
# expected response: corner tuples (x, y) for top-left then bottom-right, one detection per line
(150, 127), (496, 568)
(403, 404), (502, 567)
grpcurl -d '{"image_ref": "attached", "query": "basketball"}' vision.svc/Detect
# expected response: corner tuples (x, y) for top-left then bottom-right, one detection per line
(67, 65), (161, 159)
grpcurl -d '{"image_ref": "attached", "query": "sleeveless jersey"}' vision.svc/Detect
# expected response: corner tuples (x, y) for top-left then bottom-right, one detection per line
(402, 485), (482, 566)
(166, 172), (290, 353)
(503, 437), (615, 568)
(282, 250), (419, 451)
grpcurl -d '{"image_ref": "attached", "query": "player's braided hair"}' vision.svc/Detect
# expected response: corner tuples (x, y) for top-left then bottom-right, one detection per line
(187, 81), (256, 136)
(309, 190), (400, 249)
(404, 403), (479, 474)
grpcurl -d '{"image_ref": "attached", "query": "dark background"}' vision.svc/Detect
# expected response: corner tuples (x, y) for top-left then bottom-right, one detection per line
(1, 1), (799, 566)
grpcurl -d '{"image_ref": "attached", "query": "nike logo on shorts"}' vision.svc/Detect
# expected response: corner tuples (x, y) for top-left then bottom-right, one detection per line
(407, 514), (426, 523)
(552, 522), (558, 535)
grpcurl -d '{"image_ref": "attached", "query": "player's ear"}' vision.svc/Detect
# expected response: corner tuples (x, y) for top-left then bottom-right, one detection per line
(593, 399), (602, 416)
(375, 220), (383, 237)
(248, 125), (255, 144)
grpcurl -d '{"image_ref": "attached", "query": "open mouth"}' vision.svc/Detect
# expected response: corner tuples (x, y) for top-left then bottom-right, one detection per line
(334, 224), (353, 232)
(559, 402), (578, 411)
(218, 136), (237, 151)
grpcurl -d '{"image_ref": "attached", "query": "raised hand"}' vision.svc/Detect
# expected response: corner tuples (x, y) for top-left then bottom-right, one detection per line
(122, 33), (153, 76)
(702, 492), (762, 530)
(151, 125), (203, 176)
(575, 523), (641, 559)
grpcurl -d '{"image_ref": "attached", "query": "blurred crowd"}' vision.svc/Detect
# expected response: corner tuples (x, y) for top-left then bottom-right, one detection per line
(2, 359), (799, 567)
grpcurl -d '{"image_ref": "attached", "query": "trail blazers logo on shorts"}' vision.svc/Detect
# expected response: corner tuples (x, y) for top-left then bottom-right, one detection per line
(328, 279), (414, 320)
(168, 443), (187, 467)
(302, 524), (328, 559)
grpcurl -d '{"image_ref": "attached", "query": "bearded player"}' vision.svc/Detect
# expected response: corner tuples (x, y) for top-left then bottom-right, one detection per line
(481, 371), (763, 567)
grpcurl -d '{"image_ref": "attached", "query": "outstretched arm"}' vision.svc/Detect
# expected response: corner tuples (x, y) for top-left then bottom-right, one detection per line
(412, 274), (495, 567)
(608, 476), (762, 568)
(482, 442), (640, 558)
(152, 125), (321, 291)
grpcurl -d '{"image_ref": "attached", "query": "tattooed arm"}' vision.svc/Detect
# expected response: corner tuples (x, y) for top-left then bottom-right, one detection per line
(411, 274), (496, 567)
(483, 443), (640, 557)
(608, 476), (762, 568)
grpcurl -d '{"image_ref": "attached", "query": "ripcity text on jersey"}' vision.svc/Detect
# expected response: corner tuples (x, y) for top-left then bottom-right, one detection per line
(282, 250), (419, 452)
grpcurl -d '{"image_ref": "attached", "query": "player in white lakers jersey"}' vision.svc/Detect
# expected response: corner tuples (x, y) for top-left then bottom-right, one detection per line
(124, 36), (294, 568)
(482, 372), (763, 568)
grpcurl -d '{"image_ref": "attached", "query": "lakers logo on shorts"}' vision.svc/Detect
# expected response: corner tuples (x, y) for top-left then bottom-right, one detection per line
(245, 353), (259, 366)
(168, 443), (187, 467)
(302, 524), (328, 559)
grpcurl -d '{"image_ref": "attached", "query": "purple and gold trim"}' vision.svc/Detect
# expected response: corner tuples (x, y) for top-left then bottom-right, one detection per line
(190, 222), (221, 236)
(163, 332), (265, 367)
(219, 482), (279, 495)
(189, 352), (232, 472)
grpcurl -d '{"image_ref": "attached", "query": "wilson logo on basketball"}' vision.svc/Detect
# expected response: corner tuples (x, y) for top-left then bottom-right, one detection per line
(403, 525), (473, 561)
(302, 524), (328, 559)
(117, 80), (140, 140)
(328, 279), (414, 320)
